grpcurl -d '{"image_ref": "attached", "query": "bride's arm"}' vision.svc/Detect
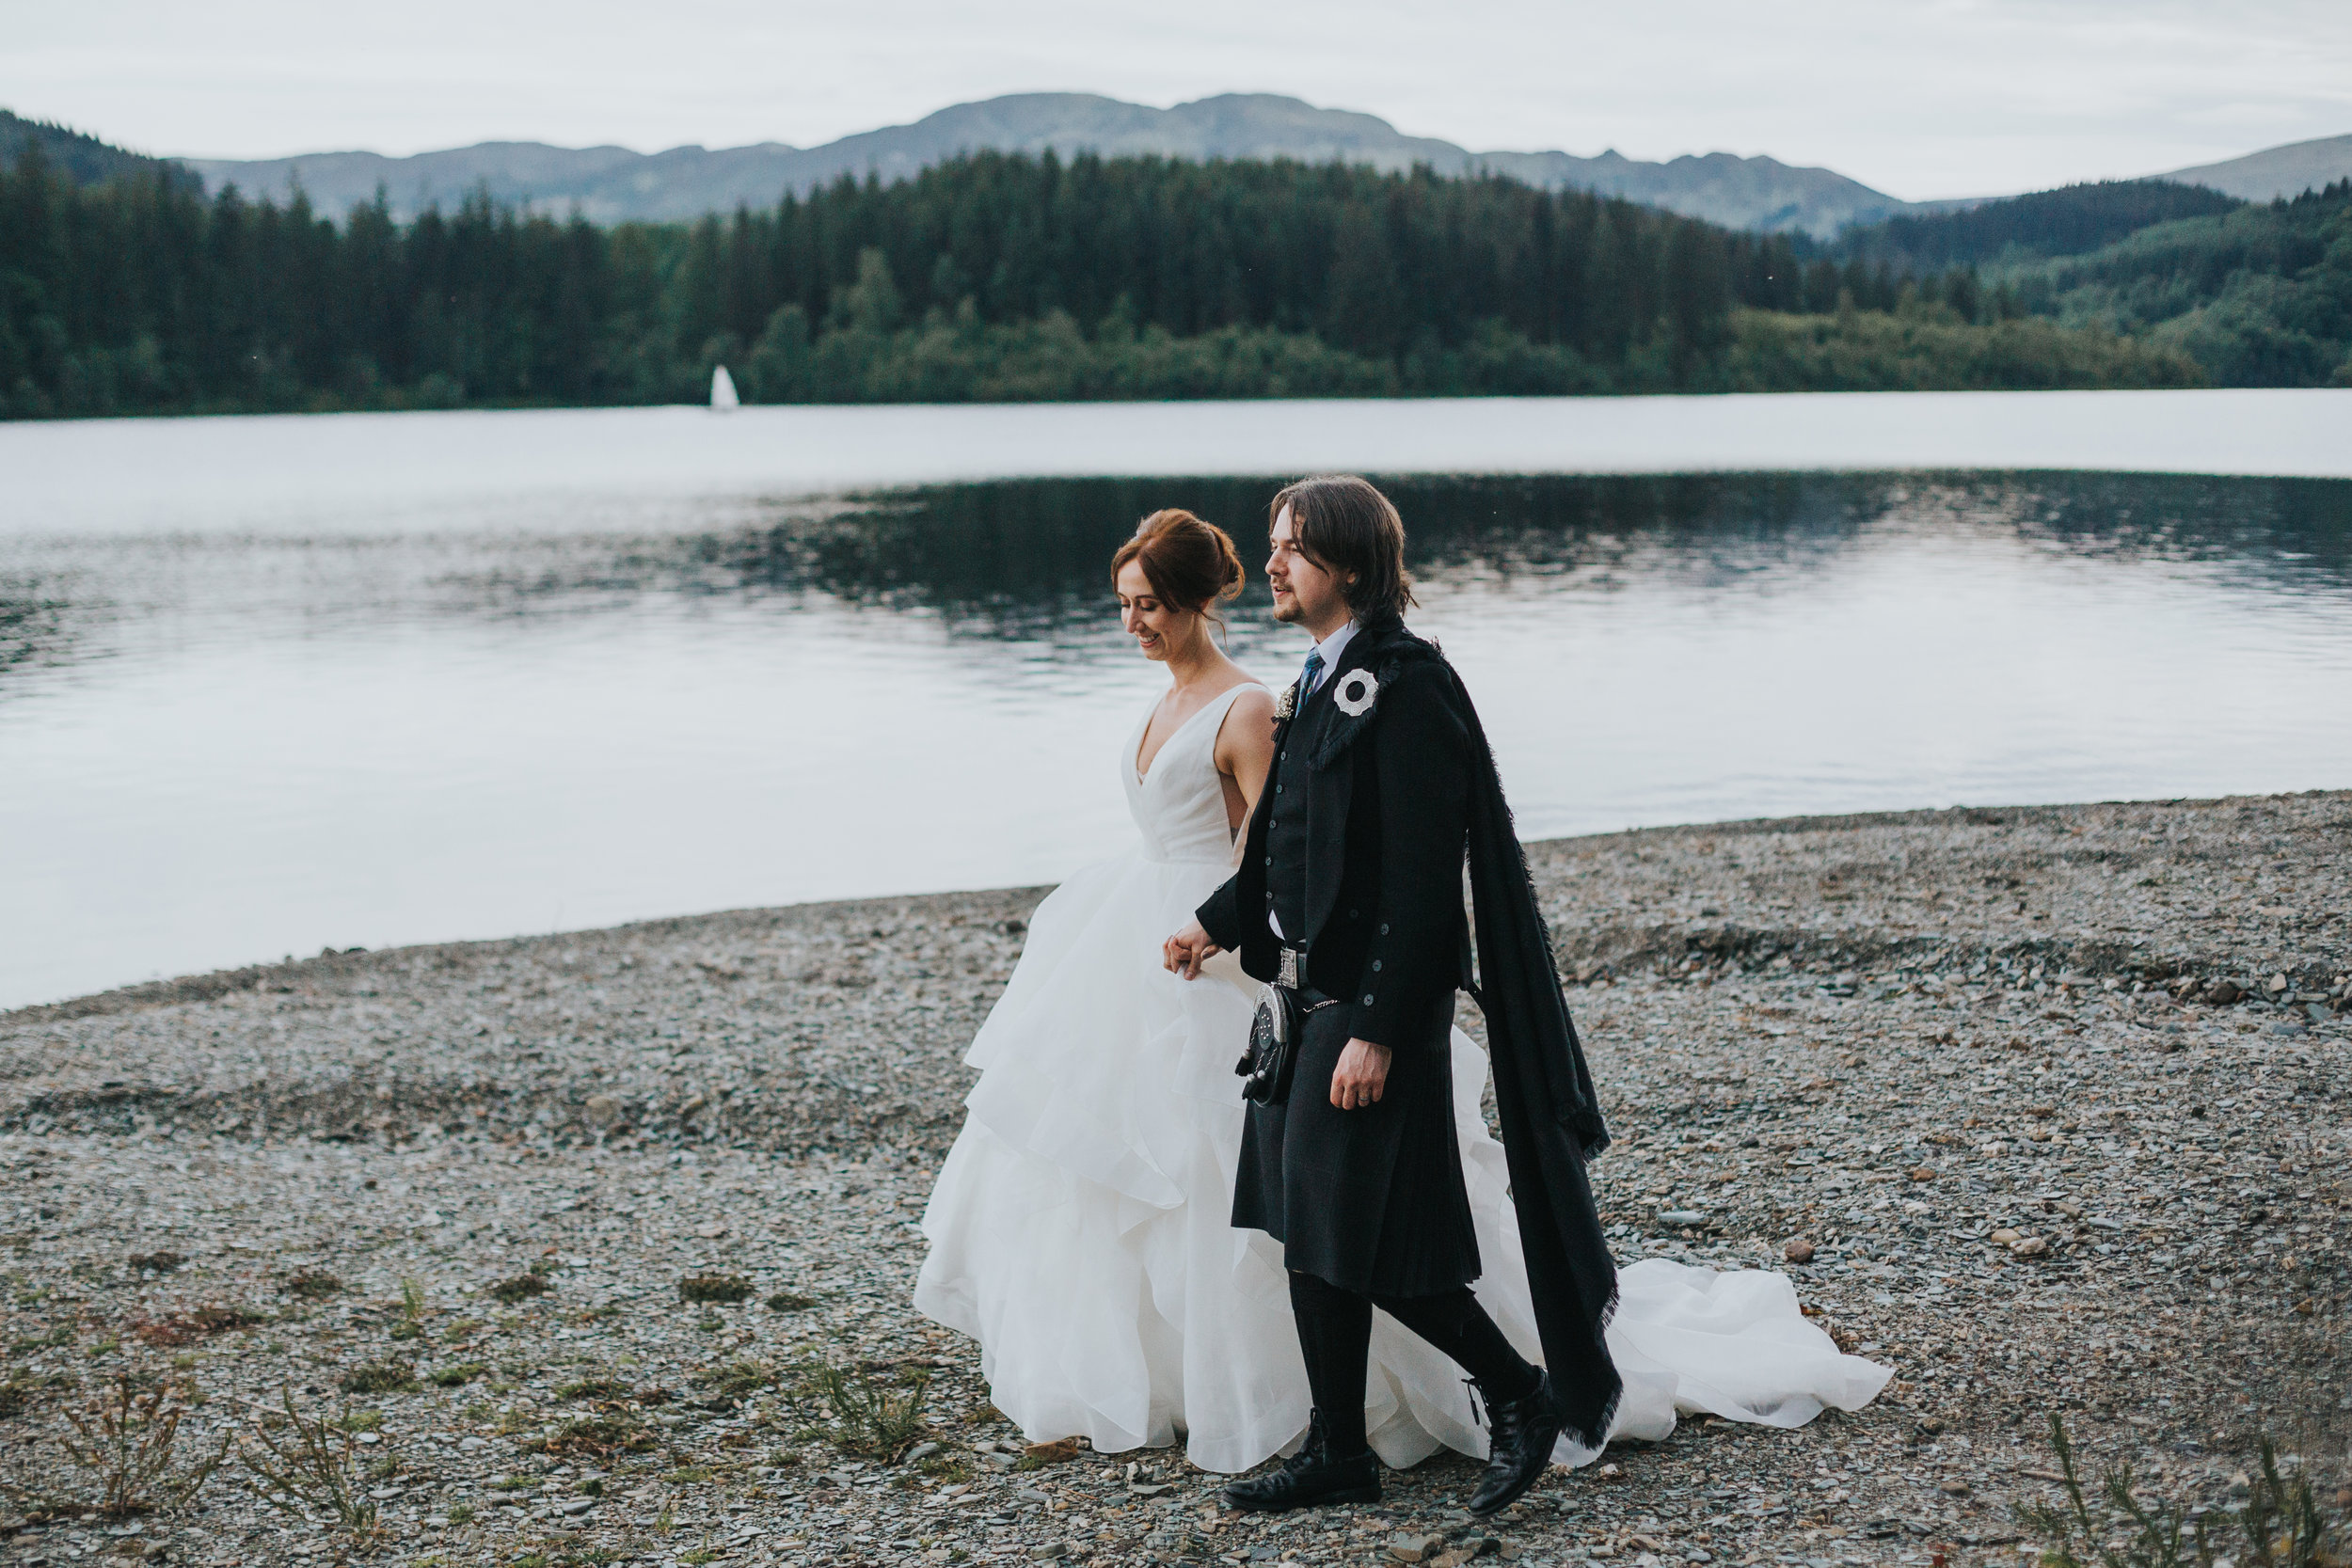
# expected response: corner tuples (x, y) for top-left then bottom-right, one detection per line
(1214, 686), (1279, 865)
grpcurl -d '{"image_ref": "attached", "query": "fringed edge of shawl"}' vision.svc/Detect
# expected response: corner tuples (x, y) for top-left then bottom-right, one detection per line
(1555, 1281), (1625, 1452)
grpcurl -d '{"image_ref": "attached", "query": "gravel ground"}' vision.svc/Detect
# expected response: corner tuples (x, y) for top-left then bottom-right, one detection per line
(3, 791), (2347, 1568)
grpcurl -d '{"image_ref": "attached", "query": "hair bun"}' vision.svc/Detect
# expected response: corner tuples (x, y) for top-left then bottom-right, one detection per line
(1113, 509), (1248, 619)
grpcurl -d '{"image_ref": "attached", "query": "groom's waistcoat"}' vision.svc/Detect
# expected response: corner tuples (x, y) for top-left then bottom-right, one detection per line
(1259, 690), (1324, 945)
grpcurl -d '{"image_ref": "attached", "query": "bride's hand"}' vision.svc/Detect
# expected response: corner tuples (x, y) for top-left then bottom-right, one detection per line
(1330, 1038), (1391, 1110)
(1163, 922), (1221, 979)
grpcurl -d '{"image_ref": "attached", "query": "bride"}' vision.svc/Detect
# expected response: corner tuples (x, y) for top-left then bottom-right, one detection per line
(914, 507), (1888, 1475)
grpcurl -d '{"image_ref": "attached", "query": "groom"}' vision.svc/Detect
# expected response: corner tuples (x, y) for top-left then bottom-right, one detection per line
(1167, 475), (1621, 1516)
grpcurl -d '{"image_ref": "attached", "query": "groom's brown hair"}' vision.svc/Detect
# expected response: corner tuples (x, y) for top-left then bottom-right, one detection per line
(1270, 474), (1416, 623)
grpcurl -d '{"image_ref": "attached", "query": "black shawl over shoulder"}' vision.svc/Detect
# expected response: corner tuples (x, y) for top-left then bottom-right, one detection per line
(1359, 628), (1622, 1449)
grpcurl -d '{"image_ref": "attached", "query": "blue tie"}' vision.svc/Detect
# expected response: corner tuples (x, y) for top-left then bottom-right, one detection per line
(1298, 650), (1325, 705)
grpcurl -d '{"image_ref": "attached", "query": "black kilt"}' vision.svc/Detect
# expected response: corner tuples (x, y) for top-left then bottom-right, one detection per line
(1231, 990), (1480, 1297)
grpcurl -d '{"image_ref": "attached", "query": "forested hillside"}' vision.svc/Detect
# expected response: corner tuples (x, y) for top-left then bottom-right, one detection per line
(2003, 180), (2352, 387)
(0, 110), (198, 193)
(0, 145), (2201, 419)
(1836, 181), (2242, 271)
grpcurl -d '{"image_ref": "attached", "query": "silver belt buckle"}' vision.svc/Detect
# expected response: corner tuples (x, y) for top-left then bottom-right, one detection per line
(1278, 948), (1300, 989)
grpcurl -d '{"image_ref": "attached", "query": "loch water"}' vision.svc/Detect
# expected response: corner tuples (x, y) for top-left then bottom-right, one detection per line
(4, 395), (2350, 1008)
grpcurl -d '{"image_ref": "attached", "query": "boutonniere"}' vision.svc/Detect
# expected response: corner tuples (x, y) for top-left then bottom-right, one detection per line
(1331, 669), (1379, 717)
(1275, 682), (1299, 721)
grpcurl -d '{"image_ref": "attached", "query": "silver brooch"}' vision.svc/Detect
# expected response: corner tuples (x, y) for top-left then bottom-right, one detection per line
(1332, 670), (1378, 717)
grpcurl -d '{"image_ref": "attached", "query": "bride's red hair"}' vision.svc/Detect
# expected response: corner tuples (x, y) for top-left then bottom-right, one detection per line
(1112, 509), (1246, 619)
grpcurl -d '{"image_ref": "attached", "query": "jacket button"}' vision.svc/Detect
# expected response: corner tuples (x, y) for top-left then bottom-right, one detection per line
(1346, 907), (1358, 919)
(1361, 994), (1375, 1006)
(1379, 923), (1390, 936)
(1263, 855), (1272, 866)
(1275, 784), (1284, 795)
(1371, 959), (1382, 973)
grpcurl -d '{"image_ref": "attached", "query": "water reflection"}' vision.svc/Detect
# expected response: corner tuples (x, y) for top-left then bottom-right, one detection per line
(708, 470), (2352, 629)
(6, 472), (2349, 695)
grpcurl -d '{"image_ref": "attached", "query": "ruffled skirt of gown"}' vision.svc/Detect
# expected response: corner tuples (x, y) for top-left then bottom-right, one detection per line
(913, 849), (1890, 1473)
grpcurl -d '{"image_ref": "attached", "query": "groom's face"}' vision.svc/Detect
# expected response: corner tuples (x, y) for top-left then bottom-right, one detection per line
(1267, 504), (1351, 630)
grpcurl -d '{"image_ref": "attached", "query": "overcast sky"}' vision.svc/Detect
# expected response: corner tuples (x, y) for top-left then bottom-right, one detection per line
(8, 0), (2348, 200)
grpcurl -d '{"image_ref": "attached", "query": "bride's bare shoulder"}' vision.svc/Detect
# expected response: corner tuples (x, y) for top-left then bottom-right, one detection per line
(1212, 680), (1278, 755)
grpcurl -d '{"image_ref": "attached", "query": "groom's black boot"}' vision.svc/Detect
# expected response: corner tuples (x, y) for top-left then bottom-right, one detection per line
(1467, 1369), (1567, 1516)
(1220, 1413), (1381, 1513)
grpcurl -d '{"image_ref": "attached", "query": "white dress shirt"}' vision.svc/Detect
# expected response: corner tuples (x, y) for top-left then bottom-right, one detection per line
(1268, 619), (1358, 939)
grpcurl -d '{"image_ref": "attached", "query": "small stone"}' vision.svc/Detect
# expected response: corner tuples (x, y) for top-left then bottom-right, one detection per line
(1656, 1210), (1709, 1227)
(1990, 1228), (2022, 1244)
(903, 1441), (941, 1463)
(1785, 1239), (1816, 1264)
(1907, 1166), (1935, 1181)
(560, 1497), (595, 1515)
(1940, 1478), (1969, 1495)
(2206, 979), (2244, 1005)
(1024, 1437), (1085, 1464)
(1026, 1544), (1069, 1561)
(582, 1094), (622, 1127)
(2010, 1235), (2049, 1258)
(677, 1093), (709, 1120)
(694, 1220), (728, 1238)
(1391, 1533), (1447, 1562)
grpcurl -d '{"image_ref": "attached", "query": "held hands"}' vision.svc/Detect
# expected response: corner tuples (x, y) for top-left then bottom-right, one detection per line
(1329, 1037), (1391, 1110)
(1163, 921), (1222, 980)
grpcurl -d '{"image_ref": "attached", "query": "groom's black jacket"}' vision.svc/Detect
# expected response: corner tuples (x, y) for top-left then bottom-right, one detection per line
(1197, 612), (1626, 1452)
(1197, 618), (1470, 1046)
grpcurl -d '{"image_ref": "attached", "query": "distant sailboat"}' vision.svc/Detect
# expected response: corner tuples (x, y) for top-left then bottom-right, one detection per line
(709, 365), (739, 411)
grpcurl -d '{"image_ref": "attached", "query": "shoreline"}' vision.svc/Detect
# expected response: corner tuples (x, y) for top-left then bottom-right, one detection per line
(2, 791), (2346, 1565)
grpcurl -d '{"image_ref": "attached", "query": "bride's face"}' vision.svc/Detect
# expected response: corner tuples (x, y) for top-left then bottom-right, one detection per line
(1117, 561), (1199, 662)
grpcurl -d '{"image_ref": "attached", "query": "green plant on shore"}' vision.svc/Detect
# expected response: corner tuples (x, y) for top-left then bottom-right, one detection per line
(780, 1356), (931, 1462)
(54, 1373), (228, 1515)
(2019, 1416), (2340, 1567)
(389, 1276), (428, 1339)
(236, 1386), (378, 1530)
(338, 1360), (418, 1395)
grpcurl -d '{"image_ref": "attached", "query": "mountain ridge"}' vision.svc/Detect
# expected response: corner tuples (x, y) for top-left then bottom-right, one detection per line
(181, 91), (1914, 238)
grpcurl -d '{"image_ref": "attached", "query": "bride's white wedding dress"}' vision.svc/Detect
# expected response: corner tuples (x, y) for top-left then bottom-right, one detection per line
(914, 680), (1889, 1473)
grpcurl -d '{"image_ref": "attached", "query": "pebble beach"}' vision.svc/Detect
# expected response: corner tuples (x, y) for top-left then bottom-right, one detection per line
(3, 790), (2347, 1568)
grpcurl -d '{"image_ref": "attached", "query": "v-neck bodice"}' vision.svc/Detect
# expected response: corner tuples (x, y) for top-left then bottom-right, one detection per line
(1121, 682), (1264, 864)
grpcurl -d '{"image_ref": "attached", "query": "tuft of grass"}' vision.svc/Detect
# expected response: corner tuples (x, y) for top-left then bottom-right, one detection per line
(555, 1376), (633, 1402)
(781, 1357), (931, 1462)
(522, 1414), (658, 1460)
(763, 1291), (817, 1312)
(427, 1362), (485, 1387)
(56, 1373), (227, 1516)
(338, 1361), (419, 1395)
(131, 1305), (259, 1347)
(697, 1360), (772, 1401)
(1, 1371), (56, 1418)
(677, 1274), (753, 1305)
(283, 1269), (342, 1299)
(2020, 1415), (2341, 1568)
(127, 1252), (184, 1275)
(235, 1386), (377, 1531)
(331, 1409), (383, 1433)
(446, 1502), (475, 1524)
(664, 1465), (712, 1485)
(487, 1273), (550, 1305)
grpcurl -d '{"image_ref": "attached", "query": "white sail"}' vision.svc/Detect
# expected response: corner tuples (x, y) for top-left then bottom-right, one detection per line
(709, 365), (739, 411)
